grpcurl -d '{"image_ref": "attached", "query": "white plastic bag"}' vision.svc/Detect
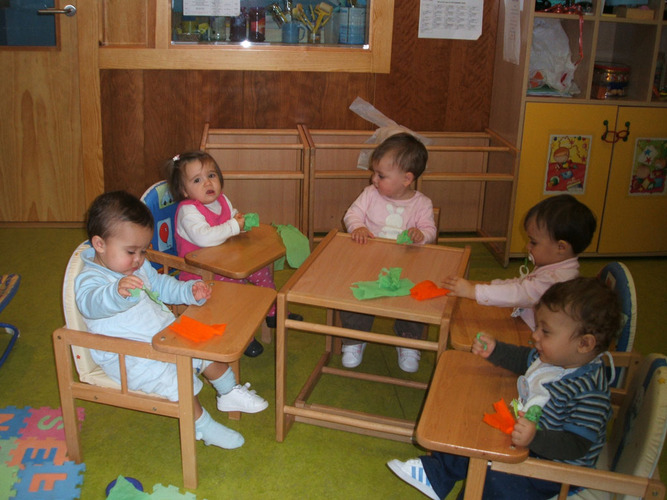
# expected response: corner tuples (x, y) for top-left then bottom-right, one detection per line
(528, 19), (580, 95)
(348, 97), (432, 170)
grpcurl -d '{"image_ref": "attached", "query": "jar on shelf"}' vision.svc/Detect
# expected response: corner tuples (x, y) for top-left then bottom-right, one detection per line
(230, 10), (247, 42)
(592, 62), (631, 99)
(248, 7), (265, 42)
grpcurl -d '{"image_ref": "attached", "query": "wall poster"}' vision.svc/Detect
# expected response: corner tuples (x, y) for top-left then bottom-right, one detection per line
(544, 135), (591, 194)
(629, 138), (667, 195)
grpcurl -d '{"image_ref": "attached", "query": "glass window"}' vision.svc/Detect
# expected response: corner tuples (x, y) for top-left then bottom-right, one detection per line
(0, 0), (56, 47)
(171, 0), (369, 46)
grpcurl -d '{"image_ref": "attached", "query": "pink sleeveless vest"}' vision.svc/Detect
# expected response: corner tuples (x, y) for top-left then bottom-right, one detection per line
(174, 194), (232, 281)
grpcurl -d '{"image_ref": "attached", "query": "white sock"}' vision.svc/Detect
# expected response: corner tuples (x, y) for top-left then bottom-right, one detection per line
(194, 407), (244, 449)
(209, 367), (236, 396)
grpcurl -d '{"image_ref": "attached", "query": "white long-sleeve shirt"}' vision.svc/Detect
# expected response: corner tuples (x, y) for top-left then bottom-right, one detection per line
(176, 195), (240, 247)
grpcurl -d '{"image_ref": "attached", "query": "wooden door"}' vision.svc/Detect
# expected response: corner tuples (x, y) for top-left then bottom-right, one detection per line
(510, 103), (616, 255)
(0, 0), (86, 222)
(597, 107), (667, 254)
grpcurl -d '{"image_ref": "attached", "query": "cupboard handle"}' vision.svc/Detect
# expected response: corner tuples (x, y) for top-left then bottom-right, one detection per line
(601, 120), (631, 144)
(37, 5), (77, 17)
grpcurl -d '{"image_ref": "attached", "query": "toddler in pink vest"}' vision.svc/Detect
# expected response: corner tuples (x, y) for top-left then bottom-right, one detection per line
(165, 151), (302, 357)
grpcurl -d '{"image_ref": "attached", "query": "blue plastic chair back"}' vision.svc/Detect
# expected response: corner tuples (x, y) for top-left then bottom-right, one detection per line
(0, 274), (21, 367)
(598, 262), (637, 388)
(598, 262), (637, 353)
(140, 181), (178, 260)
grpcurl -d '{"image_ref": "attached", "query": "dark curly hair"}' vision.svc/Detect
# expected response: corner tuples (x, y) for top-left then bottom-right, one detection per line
(535, 277), (622, 353)
(85, 191), (153, 240)
(524, 195), (597, 254)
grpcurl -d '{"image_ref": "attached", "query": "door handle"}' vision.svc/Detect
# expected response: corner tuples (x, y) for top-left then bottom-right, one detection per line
(601, 120), (631, 144)
(37, 5), (77, 17)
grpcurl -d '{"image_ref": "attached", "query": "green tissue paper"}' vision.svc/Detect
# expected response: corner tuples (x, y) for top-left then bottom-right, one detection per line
(351, 267), (415, 300)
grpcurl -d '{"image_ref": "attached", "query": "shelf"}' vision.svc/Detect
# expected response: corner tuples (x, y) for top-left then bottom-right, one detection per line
(98, 0), (394, 73)
(526, 3), (667, 105)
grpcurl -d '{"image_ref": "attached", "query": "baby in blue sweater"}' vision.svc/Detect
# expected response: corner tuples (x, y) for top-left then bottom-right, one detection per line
(75, 190), (268, 449)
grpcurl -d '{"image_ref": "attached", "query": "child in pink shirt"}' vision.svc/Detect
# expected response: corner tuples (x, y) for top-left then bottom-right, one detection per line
(342, 133), (437, 373)
(443, 194), (596, 330)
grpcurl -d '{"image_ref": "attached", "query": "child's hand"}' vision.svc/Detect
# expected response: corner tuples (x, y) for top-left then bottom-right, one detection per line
(192, 281), (212, 301)
(472, 332), (496, 358)
(119, 275), (144, 298)
(350, 227), (374, 244)
(511, 417), (537, 447)
(441, 276), (476, 299)
(234, 212), (245, 231)
(407, 227), (425, 244)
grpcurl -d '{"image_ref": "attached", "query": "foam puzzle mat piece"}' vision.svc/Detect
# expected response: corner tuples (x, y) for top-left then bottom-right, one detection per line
(0, 406), (31, 440)
(151, 483), (205, 500)
(0, 437), (20, 465)
(0, 461), (19, 499)
(8, 437), (69, 466)
(2, 406), (87, 500)
(107, 475), (150, 499)
(13, 461), (85, 500)
(20, 406), (85, 440)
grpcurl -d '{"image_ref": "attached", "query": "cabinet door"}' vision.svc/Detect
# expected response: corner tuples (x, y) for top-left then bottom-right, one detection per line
(598, 107), (667, 254)
(511, 103), (615, 254)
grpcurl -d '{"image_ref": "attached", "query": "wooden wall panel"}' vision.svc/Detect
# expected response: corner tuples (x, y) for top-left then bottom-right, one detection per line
(375, 0), (499, 131)
(102, 0), (150, 46)
(101, 70), (146, 193)
(102, 1), (500, 198)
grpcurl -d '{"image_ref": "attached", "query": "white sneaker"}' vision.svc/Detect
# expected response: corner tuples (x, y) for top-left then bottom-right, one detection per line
(341, 342), (366, 368)
(397, 347), (421, 373)
(387, 458), (439, 500)
(217, 383), (268, 413)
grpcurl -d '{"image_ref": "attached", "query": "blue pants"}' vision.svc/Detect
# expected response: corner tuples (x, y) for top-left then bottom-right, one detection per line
(421, 452), (562, 500)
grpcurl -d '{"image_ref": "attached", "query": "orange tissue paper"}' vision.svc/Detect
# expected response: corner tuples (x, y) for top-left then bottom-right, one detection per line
(482, 398), (516, 435)
(410, 280), (450, 301)
(169, 315), (226, 342)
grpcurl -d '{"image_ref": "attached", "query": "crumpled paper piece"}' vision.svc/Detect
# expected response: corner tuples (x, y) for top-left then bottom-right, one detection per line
(272, 223), (311, 270)
(483, 398), (515, 435)
(169, 315), (226, 343)
(244, 212), (259, 230)
(396, 230), (413, 245)
(410, 280), (450, 301)
(130, 286), (169, 312)
(349, 97), (432, 170)
(351, 267), (415, 300)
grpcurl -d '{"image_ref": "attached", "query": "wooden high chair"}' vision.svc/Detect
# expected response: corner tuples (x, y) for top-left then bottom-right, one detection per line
(416, 351), (666, 500)
(491, 352), (666, 500)
(141, 180), (279, 342)
(53, 241), (274, 489)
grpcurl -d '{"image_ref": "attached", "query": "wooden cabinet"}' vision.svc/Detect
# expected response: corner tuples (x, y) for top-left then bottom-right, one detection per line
(597, 106), (667, 254)
(511, 103), (667, 255)
(490, 0), (667, 257)
(98, 0), (393, 73)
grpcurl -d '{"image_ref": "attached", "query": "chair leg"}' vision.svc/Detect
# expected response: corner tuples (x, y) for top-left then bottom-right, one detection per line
(175, 356), (198, 490)
(330, 309), (342, 355)
(52, 331), (82, 462)
(261, 322), (273, 344)
(228, 360), (241, 420)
